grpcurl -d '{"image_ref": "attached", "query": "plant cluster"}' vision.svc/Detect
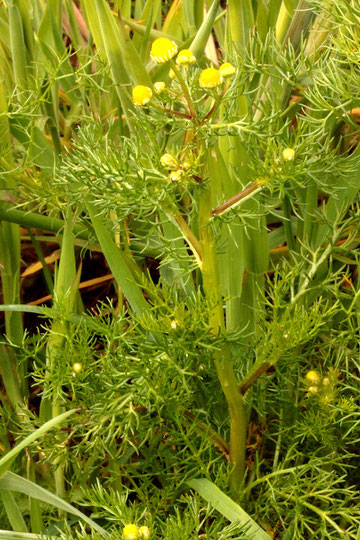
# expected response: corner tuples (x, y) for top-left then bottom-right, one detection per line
(1, 0), (360, 539)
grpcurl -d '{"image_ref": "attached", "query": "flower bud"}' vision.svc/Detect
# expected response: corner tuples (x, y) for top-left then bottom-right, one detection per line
(154, 81), (166, 94)
(72, 363), (83, 374)
(282, 148), (295, 161)
(219, 62), (236, 78)
(305, 370), (320, 384)
(151, 38), (178, 63)
(132, 86), (152, 106)
(123, 524), (139, 540)
(139, 526), (151, 539)
(176, 49), (196, 65)
(169, 170), (184, 182)
(160, 153), (178, 169)
(199, 68), (223, 88)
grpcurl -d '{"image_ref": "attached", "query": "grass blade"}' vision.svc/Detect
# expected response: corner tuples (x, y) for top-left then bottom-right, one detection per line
(186, 478), (272, 539)
(190, 0), (221, 59)
(0, 532), (57, 539)
(0, 410), (76, 477)
(87, 202), (150, 317)
(0, 492), (27, 533)
(0, 530), (59, 540)
(0, 472), (108, 537)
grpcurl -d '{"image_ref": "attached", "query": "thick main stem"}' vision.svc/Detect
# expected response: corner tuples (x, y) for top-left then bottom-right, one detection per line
(199, 162), (247, 489)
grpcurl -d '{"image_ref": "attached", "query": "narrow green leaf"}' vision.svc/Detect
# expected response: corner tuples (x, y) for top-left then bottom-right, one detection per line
(8, 1), (27, 87)
(55, 207), (76, 307)
(227, 0), (254, 48)
(81, 0), (134, 122)
(0, 492), (27, 533)
(0, 410), (76, 477)
(268, 0), (283, 28)
(37, 7), (82, 105)
(0, 204), (89, 240)
(0, 472), (108, 537)
(122, 17), (183, 44)
(186, 478), (272, 540)
(313, 147), (360, 249)
(87, 202), (150, 317)
(183, 0), (197, 34)
(190, 0), (221, 59)
(0, 532), (57, 539)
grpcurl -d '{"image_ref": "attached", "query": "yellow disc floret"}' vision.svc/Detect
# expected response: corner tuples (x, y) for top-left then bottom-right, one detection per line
(219, 62), (236, 78)
(282, 148), (295, 161)
(305, 370), (320, 384)
(160, 153), (178, 169)
(176, 49), (196, 65)
(72, 362), (83, 374)
(123, 524), (139, 540)
(151, 38), (178, 63)
(199, 68), (223, 88)
(154, 81), (166, 94)
(169, 170), (184, 182)
(139, 526), (151, 539)
(132, 85), (152, 106)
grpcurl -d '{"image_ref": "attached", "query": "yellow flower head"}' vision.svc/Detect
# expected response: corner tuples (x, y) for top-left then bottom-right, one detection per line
(132, 85), (152, 106)
(169, 69), (176, 79)
(123, 524), (139, 540)
(176, 49), (196, 65)
(305, 370), (320, 384)
(160, 153), (178, 169)
(139, 526), (151, 539)
(219, 62), (236, 78)
(199, 68), (222, 88)
(72, 362), (83, 374)
(282, 148), (295, 161)
(169, 170), (184, 182)
(151, 38), (178, 63)
(154, 81), (166, 94)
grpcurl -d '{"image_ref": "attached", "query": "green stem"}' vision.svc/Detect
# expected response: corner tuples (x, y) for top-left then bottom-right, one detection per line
(0, 345), (23, 414)
(169, 211), (202, 268)
(282, 193), (295, 252)
(302, 182), (318, 248)
(169, 60), (198, 120)
(199, 151), (247, 488)
(0, 204), (89, 240)
(27, 228), (54, 295)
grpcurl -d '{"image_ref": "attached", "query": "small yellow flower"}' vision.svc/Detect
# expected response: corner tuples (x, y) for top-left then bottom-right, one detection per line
(282, 148), (295, 161)
(72, 363), (83, 374)
(182, 161), (191, 170)
(139, 526), (151, 539)
(219, 62), (236, 78)
(169, 69), (176, 79)
(160, 153), (178, 169)
(322, 377), (330, 386)
(169, 170), (184, 182)
(176, 49), (196, 65)
(132, 85), (152, 106)
(170, 320), (178, 329)
(306, 370), (320, 384)
(123, 524), (139, 540)
(154, 81), (166, 94)
(151, 38), (178, 63)
(199, 68), (223, 88)
(307, 385), (319, 395)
